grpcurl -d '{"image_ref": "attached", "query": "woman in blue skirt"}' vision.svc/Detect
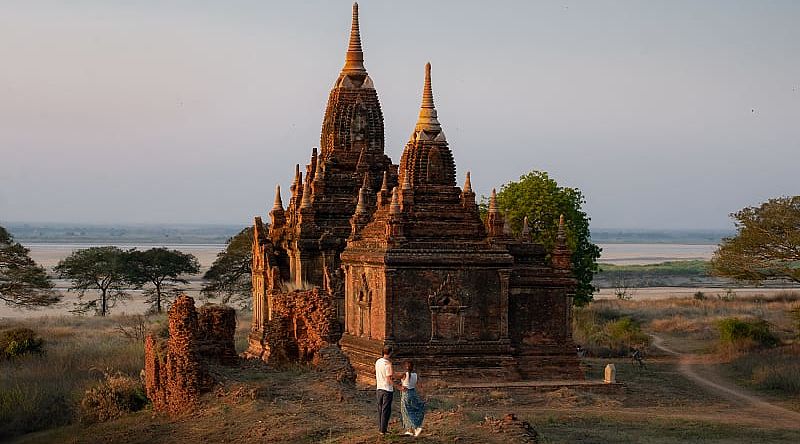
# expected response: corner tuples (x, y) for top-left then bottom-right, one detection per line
(399, 360), (425, 437)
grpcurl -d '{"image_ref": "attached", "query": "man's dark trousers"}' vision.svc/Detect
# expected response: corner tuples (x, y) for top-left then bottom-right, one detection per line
(376, 389), (393, 433)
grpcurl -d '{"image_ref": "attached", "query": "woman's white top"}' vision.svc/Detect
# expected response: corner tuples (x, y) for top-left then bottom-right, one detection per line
(401, 372), (418, 389)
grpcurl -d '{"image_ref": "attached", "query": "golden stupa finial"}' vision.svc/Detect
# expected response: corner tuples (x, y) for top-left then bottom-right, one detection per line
(414, 62), (442, 134)
(422, 62), (434, 109)
(342, 3), (367, 75)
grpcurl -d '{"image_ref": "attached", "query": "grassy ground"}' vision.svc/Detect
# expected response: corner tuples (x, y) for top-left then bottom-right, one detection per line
(3, 294), (800, 443)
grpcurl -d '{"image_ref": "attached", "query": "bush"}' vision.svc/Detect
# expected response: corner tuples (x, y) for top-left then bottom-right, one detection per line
(79, 371), (148, 424)
(572, 309), (650, 357)
(693, 291), (706, 301)
(605, 317), (650, 349)
(0, 328), (44, 360)
(716, 318), (779, 349)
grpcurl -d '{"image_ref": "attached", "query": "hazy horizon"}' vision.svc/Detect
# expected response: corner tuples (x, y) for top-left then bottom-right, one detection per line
(2, 0), (798, 229)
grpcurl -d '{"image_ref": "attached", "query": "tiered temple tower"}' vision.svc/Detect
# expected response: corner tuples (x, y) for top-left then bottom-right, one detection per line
(250, 3), (397, 331)
(339, 64), (582, 381)
(249, 4), (582, 382)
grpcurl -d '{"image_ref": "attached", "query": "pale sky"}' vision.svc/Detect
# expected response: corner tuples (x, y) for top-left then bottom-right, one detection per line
(1, 0), (798, 229)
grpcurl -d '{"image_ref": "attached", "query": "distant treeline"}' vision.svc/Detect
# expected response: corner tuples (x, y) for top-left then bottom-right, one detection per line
(4, 223), (242, 244)
(591, 229), (733, 245)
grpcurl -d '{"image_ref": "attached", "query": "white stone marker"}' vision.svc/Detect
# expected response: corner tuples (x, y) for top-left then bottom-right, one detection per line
(603, 363), (616, 384)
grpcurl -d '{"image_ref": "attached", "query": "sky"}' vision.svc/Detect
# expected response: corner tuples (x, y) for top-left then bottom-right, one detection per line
(1, 0), (798, 229)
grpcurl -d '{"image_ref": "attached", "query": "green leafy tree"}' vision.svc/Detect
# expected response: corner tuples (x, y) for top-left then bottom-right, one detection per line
(55, 246), (129, 316)
(0, 226), (57, 308)
(483, 171), (601, 305)
(711, 196), (800, 284)
(126, 248), (200, 314)
(202, 227), (253, 308)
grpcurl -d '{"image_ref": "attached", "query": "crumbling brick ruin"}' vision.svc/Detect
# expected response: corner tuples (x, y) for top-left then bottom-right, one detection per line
(247, 286), (355, 383)
(247, 3), (583, 383)
(144, 295), (237, 414)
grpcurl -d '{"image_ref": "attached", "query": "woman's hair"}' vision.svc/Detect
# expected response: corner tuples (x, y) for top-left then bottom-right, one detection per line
(403, 360), (414, 371)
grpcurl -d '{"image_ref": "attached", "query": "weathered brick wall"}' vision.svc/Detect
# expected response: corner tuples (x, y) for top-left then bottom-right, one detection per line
(253, 288), (354, 383)
(197, 304), (238, 365)
(143, 295), (237, 414)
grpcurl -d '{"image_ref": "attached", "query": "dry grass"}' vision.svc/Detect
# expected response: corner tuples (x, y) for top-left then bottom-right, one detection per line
(589, 291), (800, 341)
(0, 315), (151, 440)
(723, 344), (800, 396)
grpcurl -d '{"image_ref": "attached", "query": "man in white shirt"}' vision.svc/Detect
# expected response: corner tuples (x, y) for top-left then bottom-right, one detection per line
(375, 346), (395, 435)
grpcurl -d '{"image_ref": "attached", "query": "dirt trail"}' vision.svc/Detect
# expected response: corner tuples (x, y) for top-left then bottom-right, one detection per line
(651, 334), (800, 428)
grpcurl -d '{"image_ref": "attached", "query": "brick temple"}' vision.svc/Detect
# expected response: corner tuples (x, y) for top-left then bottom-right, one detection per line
(246, 3), (582, 382)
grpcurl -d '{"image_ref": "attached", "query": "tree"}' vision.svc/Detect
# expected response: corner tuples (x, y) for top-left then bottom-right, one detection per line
(485, 170), (601, 305)
(202, 227), (253, 308)
(126, 248), (200, 314)
(55, 246), (129, 316)
(0, 226), (57, 308)
(711, 196), (800, 284)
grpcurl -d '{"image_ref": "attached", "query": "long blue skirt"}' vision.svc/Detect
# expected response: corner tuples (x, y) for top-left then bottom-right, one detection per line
(400, 388), (425, 429)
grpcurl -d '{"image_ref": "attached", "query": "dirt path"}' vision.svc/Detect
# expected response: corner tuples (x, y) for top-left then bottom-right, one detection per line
(650, 334), (800, 428)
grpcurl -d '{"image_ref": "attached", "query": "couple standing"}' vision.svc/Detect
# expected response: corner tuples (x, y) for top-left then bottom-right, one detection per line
(375, 346), (426, 437)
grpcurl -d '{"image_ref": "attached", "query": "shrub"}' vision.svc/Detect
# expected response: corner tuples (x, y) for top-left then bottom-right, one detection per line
(693, 291), (706, 301)
(605, 317), (650, 349)
(716, 318), (779, 349)
(572, 309), (650, 357)
(0, 328), (44, 360)
(79, 371), (148, 424)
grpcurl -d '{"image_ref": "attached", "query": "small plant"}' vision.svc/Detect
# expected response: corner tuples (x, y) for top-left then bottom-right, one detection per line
(79, 370), (148, 424)
(716, 318), (779, 349)
(611, 274), (636, 300)
(718, 288), (737, 301)
(115, 315), (149, 343)
(693, 291), (706, 301)
(0, 328), (44, 360)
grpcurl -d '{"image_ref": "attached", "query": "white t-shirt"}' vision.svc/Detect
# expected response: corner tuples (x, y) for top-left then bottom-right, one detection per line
(375, 357), (393, 392)
(401, 372), (418, 389)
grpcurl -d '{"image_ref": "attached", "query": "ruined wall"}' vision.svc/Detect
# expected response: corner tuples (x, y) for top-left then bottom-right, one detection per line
(197, 303), (238, 365)
(144, 296), (237, 414)
(248, 288), (354, 383)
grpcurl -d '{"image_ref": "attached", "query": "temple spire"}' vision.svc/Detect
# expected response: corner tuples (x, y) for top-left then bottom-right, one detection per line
(488, 188), (499, 213)
(389, 187), (401, 215)
(292, 164), (301, 191)
(556, 214), (567, 245)
(553, 214), (571, 269)
(270, 185), (286, 228)
(341, 2), (367, 76)
(463, 171), (472, 193)
(272, 185), (283, 211)
(355, 185), (368, 215)
(521, 216), (531, 240)
(300, 176), (312, 209)
(380, 171), (389, 192)
(362, 171), (371, 190)
(414, 63), (442, 134)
